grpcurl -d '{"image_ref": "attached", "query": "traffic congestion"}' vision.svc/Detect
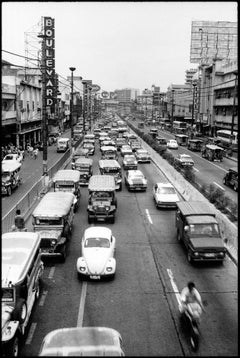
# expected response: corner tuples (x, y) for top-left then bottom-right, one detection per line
(2, 112), (238, 356)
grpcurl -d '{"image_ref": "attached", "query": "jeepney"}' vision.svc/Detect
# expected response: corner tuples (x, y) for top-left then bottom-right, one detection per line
(101, 146), (118, 160)
(71, 148), (89, 169)
(156, 136), (167, 152)
(223, 167), (238, 191)
(2, 161), (22, 196)
(187, 139), (203, 152)
(175, 134), (189, 146)
(74, 157), (93, 185)
(73, 128), (83, 141)
(149, 128), (158, 138)
(57, 137), (70, 152)
(2, 232), (44, 356)
(32, 192), (75, 261)
(201, 144), (224, 162)
(52, 169), (81, 211)
(87, 175), (117, 224)
(176, 201), (226, 263)
(99, 159), (122, 191)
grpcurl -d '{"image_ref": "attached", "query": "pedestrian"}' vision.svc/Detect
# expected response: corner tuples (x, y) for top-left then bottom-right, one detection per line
(33, 148), (38, 159)
(29, 146), (34, 158)
(14, 209), (25, 231)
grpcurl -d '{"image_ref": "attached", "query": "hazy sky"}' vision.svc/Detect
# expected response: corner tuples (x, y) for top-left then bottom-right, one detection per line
(2, 1), (237, 93)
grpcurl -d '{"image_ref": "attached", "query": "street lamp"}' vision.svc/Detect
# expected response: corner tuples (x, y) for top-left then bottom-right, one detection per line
(69, 67), (76, 154)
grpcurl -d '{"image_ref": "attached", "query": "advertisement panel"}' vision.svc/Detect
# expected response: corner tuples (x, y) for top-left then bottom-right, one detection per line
(44, 17), (55, 115)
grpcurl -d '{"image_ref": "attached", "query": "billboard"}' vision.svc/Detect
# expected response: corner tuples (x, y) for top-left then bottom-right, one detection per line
(190, 21), (237, 64)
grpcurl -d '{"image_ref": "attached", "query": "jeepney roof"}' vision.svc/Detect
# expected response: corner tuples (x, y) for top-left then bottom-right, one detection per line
(205, 144), (224, 150)
(39, 327), (123, 356)
(58, 137), (69, 142)
(84, 134), (95, 139)
(101, 146), (117, 152)
(73, 148), (89, 157)
(176, 201), (216, 217)
(2, 161), (21, 172)
(187, 215), (218, 225)
(88, 175), (115, 192)
(75, 157), (93, 165)
(52, 170), (81, 182)
(99, 159), (121, 168)
(175, 134), (189, 138)
(32, 192), (75, 217)
(2, 232), (41, 286)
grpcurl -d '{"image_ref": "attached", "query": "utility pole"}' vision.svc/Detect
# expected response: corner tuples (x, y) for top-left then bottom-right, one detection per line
(171, 89), (175, 126)
(230, 70), (238, 147)
(69, 67), (76, 154)
(82, 80), (87, 135)
(15, 84), (21, 148)
(191, 83), (196, 127)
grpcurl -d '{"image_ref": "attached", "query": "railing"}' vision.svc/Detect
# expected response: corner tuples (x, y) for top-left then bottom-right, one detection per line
(2, 137), (83, 233)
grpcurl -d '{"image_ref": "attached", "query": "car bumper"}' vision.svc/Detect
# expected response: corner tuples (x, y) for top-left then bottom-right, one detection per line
(128, 185), (147, 191)
(156, 202), (177, 208)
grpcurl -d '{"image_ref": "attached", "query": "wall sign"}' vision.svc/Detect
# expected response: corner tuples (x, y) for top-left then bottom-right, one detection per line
(44, 17), (55, 114)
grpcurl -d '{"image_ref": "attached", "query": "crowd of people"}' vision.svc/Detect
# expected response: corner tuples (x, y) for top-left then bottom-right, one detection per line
(1, 142), (40, 161)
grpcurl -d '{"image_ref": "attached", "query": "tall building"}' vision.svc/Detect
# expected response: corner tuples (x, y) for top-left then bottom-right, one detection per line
(185, 69), (198, 85)
(115, 88), (139, 103)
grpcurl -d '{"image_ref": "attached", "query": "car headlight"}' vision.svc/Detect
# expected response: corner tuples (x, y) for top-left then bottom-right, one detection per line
(51, 239), (57, 246)
(80, 266), (86, 271)
(93, 206), (98, 210)
(193, 252), (199, 256)
(219, 252), (225, 256)
(106, 206), (110, 211)
(106, 267), (113, 272)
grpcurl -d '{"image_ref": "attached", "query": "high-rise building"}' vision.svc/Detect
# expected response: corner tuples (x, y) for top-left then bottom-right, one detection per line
(115, 88), (139, 103)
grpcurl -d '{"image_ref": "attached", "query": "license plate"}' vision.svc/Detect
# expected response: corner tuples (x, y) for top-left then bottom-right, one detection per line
(90, 275), (100, 279)
(204, 253), (215, 257)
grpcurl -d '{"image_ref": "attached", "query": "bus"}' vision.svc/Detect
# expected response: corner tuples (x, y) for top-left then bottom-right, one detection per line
(216, 130), (238, 146)
(172, 121), (187, 134)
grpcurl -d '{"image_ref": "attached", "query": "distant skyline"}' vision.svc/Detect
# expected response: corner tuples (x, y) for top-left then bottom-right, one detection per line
(2, 1), (237, 93)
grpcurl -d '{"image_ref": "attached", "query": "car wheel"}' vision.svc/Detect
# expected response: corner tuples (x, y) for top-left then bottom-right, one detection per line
(88, 216), (92, 224)
(118, 183), (122, 191)
(187, 251), (193, 264)
(12, 299), (27, 324)
(177, 230), (181, 242)
(35, 279), (41, 300)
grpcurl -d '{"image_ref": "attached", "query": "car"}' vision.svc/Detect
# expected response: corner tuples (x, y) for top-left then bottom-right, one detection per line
(2, 153), (23, 163)
(122, 154), (138, 170)
(39, 327), (125, 356)
(135, 149), (151, 163)
(121, 145), (133, 157)
(153, 182), (180, 208)
(223, 167), (238, 191)
(174, 154), (194, 167)
(167, 139), (178, 149)
(76, 226), (116, 280)
(125, 169), (147, 191)
(130, 141), (142, 152)
(83, 142), (95, 155)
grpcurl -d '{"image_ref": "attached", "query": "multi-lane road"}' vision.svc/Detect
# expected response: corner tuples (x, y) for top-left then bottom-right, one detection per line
(15, 132), (237, 356)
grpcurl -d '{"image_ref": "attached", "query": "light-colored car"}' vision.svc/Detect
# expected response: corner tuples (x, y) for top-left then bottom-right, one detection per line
(2, 153), (23, 163)
(76, 227), (116, 280)
(121, 145), (133, 157)
(83, 142), (95, 155)
(167, 139), (178, 149)
(174, 154), (194, 167)
(125, 169), (147, 191)
(122, 154), (138, 170)
(135, 149), (151, 163)
(130, 141), (142, 152)
(153, 182), (180, 208)
(39, 327), (125, 356)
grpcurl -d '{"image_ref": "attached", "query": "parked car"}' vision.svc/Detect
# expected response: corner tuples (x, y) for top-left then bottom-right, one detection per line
(167, 139), (178, 149)
(2, 153), (23, 164)
(121, 145), (133, 157)
(122, 154), (138, 170)
(76, 227), (116, 280)
(153, 182), (179, 208)
(125, 169), (147, 191)
(39, 327), (125, 356)
(135, 149), (151, 163)
(174, 154), (194, 167)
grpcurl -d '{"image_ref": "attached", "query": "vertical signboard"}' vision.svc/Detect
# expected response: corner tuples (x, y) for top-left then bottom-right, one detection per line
(44, 17), (55, 117)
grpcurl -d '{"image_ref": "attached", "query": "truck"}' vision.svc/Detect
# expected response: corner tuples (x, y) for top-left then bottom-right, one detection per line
(176, 201), (226, 263)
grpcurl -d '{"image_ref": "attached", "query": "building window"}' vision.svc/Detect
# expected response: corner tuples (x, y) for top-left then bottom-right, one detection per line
(27, 101), (30, 112)
(32, 101), (35, 111)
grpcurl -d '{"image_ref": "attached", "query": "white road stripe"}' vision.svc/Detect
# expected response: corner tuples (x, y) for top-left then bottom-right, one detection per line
(48, 266), (55, 279)
(145, 209), (153, 224)
(213, 181), (225, 191)
(39, 290), (48, 306)
(25, 322), (37, 345)
(77, 282), (87, 327)
(166, 268), (182, 307)
(193, 167), (199, 172)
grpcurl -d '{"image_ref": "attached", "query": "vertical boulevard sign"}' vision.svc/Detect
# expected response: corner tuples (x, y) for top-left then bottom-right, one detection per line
(44, 17), (55, 116)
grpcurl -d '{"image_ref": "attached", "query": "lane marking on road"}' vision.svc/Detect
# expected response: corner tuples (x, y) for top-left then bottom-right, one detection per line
(39, 290), (48, 306)
(25, 322), (37, 345)
(77, 282), (87, 327)
(167, 268), (182, 307)
(48, 266), (56, 279)
(193, 167), (199, 172)
(213, 181), (225, 191)
(145, 209), (153, 224)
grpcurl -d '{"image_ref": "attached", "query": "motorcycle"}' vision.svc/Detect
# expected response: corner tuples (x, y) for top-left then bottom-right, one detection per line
(179, 301), (202, 351)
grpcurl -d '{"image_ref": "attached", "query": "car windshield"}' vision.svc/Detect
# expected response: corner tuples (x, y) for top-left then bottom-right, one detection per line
(92, 192), (111, 199)
(130, 174), (143, 179)
(85, 237), (110, 248)
(2, 172), (11, 180)
(4, 155), (15, 160)
(189, 224), (220, 236)
(157, 187), (176, 194)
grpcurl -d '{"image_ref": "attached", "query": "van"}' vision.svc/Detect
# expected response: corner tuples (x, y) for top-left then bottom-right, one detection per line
(52, 169), (81, 211)
(39, 327), (125, 356)
(99, 159), (122, 191)
(87, 175), (117, 224)
(57, 138), (70, 152)
(2, 161), (22, 196)
(176, 201), (226, 263)
(32, 192), (75, 261)
(2, 232), (44, 356)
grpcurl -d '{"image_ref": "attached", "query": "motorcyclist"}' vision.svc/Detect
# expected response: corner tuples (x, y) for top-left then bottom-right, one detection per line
(179, 282), (205, 321)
